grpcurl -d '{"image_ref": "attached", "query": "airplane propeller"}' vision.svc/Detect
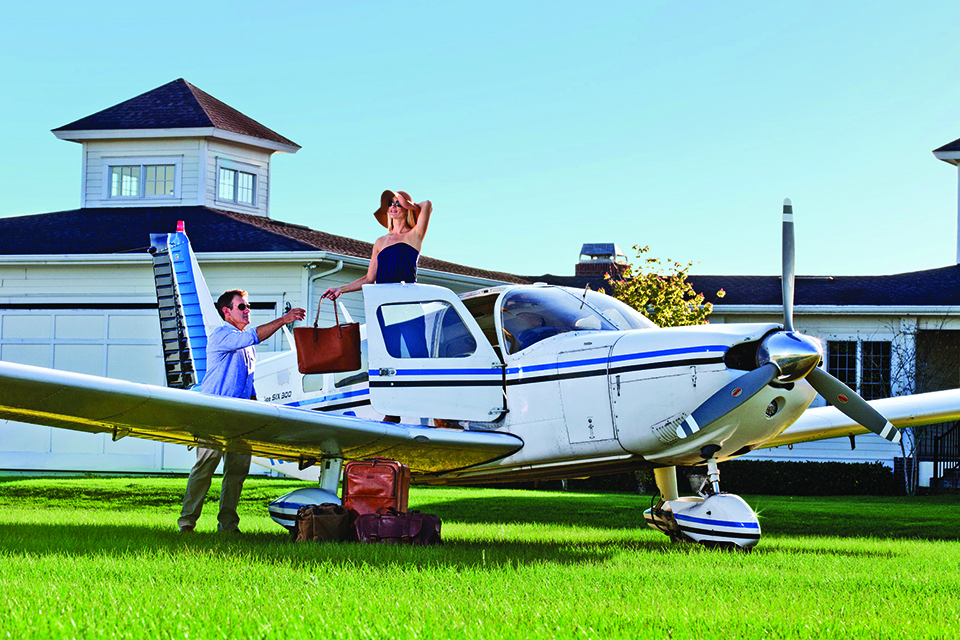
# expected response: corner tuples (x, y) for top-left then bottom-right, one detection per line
(782, 198), (795, 332)
(805, 367), (900, 442)
(677, 199), (901, 445)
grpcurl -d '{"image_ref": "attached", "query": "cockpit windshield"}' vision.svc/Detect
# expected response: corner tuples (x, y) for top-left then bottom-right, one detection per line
(500, 287), (622, 354)
(583, 290), (658, 331)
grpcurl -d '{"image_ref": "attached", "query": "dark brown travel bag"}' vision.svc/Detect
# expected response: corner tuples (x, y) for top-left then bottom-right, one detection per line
(342, 457), (411, 519)
(353, 507), (442, 545)
(294, 503), (349, 542)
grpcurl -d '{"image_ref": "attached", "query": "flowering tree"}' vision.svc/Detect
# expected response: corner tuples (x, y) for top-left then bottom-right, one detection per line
(604, 244), (724, 328)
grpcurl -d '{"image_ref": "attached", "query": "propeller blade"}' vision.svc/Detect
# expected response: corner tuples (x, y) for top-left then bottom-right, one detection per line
(782, 198), (795, 332)
(677, 363), (780, 439)
(806, 367), (901, 443)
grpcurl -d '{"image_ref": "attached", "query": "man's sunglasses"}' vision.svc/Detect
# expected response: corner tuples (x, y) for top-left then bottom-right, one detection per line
(234, 303), (249, 311)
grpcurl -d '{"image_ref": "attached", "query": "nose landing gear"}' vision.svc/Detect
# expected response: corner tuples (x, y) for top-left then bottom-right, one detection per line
(643, 459), (761, 551)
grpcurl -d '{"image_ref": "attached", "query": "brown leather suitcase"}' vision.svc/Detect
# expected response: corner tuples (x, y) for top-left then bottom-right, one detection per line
(342, 458), (411, 519)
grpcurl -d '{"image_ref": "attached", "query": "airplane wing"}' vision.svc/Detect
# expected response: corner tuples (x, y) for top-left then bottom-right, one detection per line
(758, 388), (960, 449)
(0, 360), (523, 475)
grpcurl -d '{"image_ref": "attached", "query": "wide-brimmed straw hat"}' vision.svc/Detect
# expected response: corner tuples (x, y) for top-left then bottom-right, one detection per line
(374, 190), (421, 228)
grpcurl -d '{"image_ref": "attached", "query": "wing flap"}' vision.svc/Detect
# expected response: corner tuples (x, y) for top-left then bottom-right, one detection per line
(759, 388), (960, 449)
(0, 361), (523, 474)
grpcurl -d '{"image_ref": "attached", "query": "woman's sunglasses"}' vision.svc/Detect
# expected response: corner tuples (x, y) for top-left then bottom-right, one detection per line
(391, 200), (402, 207)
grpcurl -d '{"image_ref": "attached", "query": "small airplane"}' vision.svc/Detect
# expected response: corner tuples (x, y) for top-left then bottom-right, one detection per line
(1, 200), (959, 550)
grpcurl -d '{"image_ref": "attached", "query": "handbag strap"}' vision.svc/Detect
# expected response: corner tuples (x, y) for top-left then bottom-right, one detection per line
(313, 298), (343, 337)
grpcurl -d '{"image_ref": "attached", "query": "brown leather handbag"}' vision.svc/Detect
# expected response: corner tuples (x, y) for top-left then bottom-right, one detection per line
(293, 299), (361, 374)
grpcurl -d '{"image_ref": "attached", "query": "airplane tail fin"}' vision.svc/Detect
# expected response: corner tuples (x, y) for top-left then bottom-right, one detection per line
(149, 224), (222, 389)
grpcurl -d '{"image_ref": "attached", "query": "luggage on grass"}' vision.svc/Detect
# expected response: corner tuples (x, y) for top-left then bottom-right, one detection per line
(353, 507), (442, 545)
(294, 503), (349, 542)
(342, 457), (411, 518)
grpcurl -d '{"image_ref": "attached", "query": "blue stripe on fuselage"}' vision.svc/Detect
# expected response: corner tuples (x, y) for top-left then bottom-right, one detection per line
(358, 344), (728, 388)
(506, 345), (728, 376)
(290, 388), (369, 408)
(289, 346), (730, 406)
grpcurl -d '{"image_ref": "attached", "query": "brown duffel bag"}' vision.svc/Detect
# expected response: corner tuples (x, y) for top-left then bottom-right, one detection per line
(353, 507), (442, 545)
(295, 503), (349, 542)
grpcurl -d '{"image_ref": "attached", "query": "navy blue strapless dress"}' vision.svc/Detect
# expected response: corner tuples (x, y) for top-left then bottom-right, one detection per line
(375, 242), (419, 284)
(374, 242), (427, 357)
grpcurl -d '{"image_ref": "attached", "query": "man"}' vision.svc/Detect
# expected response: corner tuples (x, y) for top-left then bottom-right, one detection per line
(178, 289), (306, 533)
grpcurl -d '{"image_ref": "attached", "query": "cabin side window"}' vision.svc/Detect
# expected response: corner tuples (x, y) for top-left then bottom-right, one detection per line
(302, 373), (324, 392)
(376, 301), (477, 359)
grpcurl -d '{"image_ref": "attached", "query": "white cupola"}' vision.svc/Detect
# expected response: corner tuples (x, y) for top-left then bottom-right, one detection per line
(51, 79), (300, 217)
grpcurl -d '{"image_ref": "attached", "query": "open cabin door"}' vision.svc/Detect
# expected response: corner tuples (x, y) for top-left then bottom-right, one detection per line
(363, 283), (505, 421)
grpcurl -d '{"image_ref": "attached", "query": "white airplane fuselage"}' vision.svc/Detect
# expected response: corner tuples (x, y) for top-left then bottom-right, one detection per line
(255, 283), (818, 483)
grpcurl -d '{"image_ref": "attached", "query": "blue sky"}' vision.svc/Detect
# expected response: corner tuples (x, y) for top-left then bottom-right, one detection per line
(3, 1), (960, 278)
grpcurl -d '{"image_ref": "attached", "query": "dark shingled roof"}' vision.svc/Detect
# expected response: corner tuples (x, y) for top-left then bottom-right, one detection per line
(934, 137), (960, 154)
(52, 79), (300, 149)
(528, 268), (960, 308)
(0, 207), (529, 284)
(687, 269), (960, 307)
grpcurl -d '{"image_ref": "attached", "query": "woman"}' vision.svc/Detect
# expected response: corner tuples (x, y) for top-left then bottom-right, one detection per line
(322, 190), (434, 358)
(323, 190), (433, 299)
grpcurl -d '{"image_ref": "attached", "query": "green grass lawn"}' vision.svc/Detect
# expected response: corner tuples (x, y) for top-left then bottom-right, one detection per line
(1, 476), (959, 639)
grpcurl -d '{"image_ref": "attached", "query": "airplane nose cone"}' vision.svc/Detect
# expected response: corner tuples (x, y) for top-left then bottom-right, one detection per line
(757, 331), (822, 382)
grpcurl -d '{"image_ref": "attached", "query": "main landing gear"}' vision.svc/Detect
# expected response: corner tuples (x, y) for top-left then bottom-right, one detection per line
(643, 458), (761, 551)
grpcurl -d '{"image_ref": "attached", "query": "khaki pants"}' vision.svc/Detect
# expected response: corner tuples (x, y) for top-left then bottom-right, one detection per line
(178, 448), (251, 532)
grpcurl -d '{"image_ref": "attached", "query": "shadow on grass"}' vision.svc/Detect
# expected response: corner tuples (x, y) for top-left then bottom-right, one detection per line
(412, 493), (654, 531)
(0, 521), (671, 567)
(413, 492), (960, 542)
(0, 521), (907, 568)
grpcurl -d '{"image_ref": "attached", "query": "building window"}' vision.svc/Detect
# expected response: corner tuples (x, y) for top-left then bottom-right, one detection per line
(145, 165), (175, 196)
(827, 339), (891, 400)
(217, 167), (256, 206)
(103, 157), (180, 201)
(861, 341), (891, 400)
(110, 166), (140, 197)
(109, 164), (175, 198)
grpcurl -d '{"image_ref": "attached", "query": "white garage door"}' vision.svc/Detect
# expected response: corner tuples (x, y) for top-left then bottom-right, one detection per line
(0, 307), (196, 472)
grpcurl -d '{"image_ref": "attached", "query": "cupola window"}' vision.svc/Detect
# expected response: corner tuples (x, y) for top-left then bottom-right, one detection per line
(216, 158), (259, 207)
(102, 157), (181, 200)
